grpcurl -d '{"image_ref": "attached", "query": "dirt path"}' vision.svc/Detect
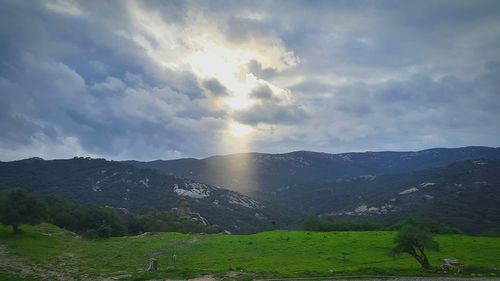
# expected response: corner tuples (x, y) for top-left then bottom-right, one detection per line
(0, 244), (95, 281)
(1, 235), (208, 281)
(148, 237), (206, 258)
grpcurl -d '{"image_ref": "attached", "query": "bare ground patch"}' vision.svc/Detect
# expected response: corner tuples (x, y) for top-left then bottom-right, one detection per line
(0, 244), (99, 281)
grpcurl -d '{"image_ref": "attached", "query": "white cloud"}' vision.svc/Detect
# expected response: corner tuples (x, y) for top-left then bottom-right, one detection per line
(44, 0), (84, 16)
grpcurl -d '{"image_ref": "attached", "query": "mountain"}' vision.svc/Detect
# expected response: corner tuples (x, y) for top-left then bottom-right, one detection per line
(124, 146), (500, 197)
(125, 146), (500, 234)
(316, 159), (500, 234)
(1, 146), (499, 234)
(0, 157), (290, 233)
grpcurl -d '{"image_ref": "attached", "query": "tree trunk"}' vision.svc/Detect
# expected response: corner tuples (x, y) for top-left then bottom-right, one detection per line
(416, 247), (430, 269)
(410, 251), (430, 269)
(420, 255), (430, 269)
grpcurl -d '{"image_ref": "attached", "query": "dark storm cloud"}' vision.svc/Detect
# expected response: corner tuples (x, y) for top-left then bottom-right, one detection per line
(202, 78), (229, 97)
(247, 60), (277, 80)
(249, 85), (276, 101)
(236, 82), (307, 125)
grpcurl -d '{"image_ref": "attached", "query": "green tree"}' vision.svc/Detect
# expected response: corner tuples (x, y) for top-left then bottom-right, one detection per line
(44, 195), (78, 230)
(0, 188), (47, 233)
(391, 223), (439, 269)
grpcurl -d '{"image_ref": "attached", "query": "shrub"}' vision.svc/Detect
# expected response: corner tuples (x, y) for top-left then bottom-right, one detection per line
(83, 229), (99, 239)
(97, 224), (112, 238)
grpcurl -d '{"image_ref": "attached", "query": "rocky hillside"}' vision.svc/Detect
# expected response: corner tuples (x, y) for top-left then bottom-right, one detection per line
(126, 146), (500, 234)
(125, 146), (500, 198)
(320, 159), (500, 234)
(0, 157), (291, 233)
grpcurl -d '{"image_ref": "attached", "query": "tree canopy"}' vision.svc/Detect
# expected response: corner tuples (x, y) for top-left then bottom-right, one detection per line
(1, 189), (222, 237)
(0, 188), (47, 233)
(391, 223), (439, 269)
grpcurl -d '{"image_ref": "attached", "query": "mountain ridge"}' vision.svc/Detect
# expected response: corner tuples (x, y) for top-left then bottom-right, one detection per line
(8, 145), (499, 163)
(124, 146), (500, 195)
(1, 146), (500, 234)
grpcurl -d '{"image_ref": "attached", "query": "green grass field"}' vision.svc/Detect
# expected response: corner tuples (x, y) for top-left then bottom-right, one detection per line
(1, 224), (499, 280)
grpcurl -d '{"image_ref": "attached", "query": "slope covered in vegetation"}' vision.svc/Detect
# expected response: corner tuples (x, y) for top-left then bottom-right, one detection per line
(1, 224), (499, 280)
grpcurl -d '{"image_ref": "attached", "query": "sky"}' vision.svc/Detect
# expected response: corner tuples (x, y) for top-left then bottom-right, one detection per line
(1, 0), (500, 161)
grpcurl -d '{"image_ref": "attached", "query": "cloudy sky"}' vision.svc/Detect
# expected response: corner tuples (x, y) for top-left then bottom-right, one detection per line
(1, 0), (500, 161)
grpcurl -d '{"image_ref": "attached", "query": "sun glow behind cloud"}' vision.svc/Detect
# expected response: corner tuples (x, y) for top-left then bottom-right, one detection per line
(68, 0), (299, 163)
(228, 121), (253, 137)
(125, 1), (297, 110)
(182, 38), (267, 194)
(184, 43), (256, 111)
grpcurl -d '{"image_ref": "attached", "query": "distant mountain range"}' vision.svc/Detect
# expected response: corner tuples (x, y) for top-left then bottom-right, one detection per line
(1, 146), (500, 234)
(125, 146), (500, 234)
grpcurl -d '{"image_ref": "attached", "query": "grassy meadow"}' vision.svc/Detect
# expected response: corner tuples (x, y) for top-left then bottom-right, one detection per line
(0, 223), (499, 280)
